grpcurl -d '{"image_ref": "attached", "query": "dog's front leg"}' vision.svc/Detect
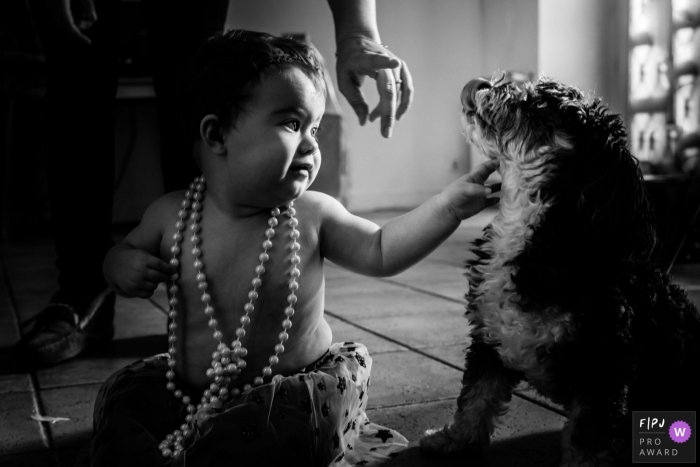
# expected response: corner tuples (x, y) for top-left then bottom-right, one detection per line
(420, 340), (521, 454)
(561, 395), (627, 467)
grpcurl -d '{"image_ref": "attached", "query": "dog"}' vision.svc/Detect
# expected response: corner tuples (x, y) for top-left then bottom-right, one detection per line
(419, 76), (700, 466)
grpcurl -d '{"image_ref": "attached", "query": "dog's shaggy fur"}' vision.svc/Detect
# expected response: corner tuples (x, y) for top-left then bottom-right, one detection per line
(420, 76), (700, 466)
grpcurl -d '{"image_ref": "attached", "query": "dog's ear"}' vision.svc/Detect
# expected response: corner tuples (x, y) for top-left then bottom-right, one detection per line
(576, 101), (657, 261)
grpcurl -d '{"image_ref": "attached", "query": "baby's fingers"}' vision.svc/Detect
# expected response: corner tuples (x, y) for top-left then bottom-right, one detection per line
(134, 282), (160, 299)
(141, 260), (176, 289)
(147, 256), (177, 277)
(459, 177), (493, 197)
(486, 182), (502, 195)
(465, 160), (499, 185)
(143, 269), (171, 285)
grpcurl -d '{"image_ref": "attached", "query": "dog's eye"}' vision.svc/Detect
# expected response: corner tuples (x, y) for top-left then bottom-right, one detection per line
(537, 101), (548, 108)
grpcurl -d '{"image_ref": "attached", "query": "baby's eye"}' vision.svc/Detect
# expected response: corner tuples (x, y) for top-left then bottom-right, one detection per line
(285, 120), (300, 131)
(311, 126), (321, 138)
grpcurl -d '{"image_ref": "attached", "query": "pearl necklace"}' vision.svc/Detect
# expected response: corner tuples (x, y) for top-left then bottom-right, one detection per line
(158, 176), (301, 458)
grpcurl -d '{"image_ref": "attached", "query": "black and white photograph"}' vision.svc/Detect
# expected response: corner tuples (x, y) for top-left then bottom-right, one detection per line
(0, 0), (698, 466)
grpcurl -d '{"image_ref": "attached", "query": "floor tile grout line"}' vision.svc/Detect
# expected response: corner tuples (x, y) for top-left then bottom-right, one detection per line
(423, 256), (470, 268)
(29, 380), (112, 392)
(325, 309), (466, 371)
(325, 263), (467, 305)
(367, 391), (566, 417)
(0, 257), (56, 455)
(373, 277), (467, 305)
(366, 395), (459, 411)
(329, 255), (467, 269)
(328, 265), (468, 300)
(365, 345), (467, 356)
(325, 309), (567, 417)
(511, 390), (567, 416)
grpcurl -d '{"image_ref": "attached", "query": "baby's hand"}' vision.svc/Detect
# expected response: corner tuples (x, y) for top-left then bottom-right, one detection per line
(106, 246), (176, 299)
(438, 160), (499, 221)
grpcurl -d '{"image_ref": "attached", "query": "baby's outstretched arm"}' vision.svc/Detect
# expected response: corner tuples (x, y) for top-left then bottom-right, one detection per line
(320, 160), (498, 276)
(103, 195), (177, 298)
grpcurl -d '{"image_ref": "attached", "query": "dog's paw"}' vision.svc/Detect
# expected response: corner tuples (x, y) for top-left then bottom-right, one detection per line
(420, 426), (477, 454)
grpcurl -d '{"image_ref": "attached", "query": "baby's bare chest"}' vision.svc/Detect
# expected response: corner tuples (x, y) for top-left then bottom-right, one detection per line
(172, 213), (321, 322)
(161, 210), (326, 383)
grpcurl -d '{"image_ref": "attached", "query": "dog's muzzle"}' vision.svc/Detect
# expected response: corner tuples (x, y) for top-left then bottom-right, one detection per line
(461, 78), (492, 111)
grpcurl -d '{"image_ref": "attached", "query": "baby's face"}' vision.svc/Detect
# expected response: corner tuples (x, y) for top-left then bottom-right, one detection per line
(221, 67), (326, 207)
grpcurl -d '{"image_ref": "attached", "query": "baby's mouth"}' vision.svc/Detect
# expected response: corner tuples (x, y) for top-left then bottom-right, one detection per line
(290, 162), (314, 175)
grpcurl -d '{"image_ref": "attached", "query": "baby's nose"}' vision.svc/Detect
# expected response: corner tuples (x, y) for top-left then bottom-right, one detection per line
(299, 134), (319, 155)
(461, 78), (492, 111)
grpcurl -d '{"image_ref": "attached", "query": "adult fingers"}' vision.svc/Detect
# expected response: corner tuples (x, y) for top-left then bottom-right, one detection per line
(396, 60), (414, 121)
(336, 70), (370, 125)
(368, 68), (398, 138)
(366, 53), (400, 73)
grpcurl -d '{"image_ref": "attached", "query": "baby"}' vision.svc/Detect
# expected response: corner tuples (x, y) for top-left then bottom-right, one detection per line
(97, 29), (498, 466)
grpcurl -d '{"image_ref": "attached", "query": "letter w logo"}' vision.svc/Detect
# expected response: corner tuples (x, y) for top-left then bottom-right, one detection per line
(674, 427), (686, 437)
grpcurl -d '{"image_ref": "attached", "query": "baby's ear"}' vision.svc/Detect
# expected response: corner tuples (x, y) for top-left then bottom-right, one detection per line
(200, 114), (226, 155)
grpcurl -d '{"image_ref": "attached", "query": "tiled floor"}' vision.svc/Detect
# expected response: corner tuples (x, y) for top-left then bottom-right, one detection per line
(1, 208), (698, 467)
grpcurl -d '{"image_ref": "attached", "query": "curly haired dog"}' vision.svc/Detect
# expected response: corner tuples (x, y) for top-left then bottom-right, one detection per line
(420, 76), (700, 466)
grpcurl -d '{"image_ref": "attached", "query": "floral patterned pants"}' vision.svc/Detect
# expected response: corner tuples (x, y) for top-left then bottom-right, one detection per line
(88, 342), (407, 466)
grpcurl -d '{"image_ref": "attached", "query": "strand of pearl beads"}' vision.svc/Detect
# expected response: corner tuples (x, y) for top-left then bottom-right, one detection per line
(157, 176), (302, 458)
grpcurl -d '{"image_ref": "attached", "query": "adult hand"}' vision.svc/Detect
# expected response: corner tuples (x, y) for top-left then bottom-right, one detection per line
(45, 0), (98, 45)
(335, 36), (414, 138)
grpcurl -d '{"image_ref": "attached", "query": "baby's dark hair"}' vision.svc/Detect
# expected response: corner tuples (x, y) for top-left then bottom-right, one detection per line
(178, 29), (326, 152)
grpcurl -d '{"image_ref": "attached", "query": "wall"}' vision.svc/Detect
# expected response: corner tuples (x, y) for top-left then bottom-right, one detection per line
(538, 0), (628, 117)
(227, 0), (485, 212)
(469, 0), (539, 173)
(482, 0), (539, 79)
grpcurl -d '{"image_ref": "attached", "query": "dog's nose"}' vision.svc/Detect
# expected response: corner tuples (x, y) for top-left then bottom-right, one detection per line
(461, 78), (492, 111)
